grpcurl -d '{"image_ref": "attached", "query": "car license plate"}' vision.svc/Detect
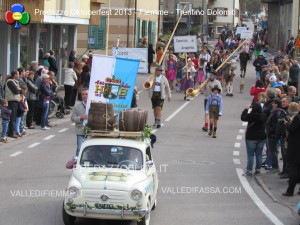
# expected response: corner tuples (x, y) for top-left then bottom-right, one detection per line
(97, 203), (114, 209)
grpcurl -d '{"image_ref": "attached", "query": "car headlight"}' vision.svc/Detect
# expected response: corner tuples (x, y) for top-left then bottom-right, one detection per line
(131, 189), (142, 201)
(68, 187), (79, 198)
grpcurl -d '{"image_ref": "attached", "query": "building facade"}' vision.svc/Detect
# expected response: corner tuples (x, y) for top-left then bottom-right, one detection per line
(0, 0), (105, 84)
(162, 0), (239, 36)
(77, 0), (160, 56)
(207, 0), (240, 35)
(261, 0), (299, 50)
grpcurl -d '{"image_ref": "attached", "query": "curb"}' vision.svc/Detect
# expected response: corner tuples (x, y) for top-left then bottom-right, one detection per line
(255, 175), (279, 203)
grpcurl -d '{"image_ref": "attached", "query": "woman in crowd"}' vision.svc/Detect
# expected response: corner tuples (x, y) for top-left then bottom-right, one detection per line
(241, 103), (267, 176)
(181, 58), (196, 101)
(81, 64), (91, 89)
(63, 62), (77, 110)
(26, 71), (38, 129)
(279, 62), (289, 85)
(165, 54), (177, 91)
(250, 79), (266, 104)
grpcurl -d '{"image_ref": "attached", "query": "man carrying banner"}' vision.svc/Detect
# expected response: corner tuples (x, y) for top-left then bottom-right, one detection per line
(148, 66), (171, 128)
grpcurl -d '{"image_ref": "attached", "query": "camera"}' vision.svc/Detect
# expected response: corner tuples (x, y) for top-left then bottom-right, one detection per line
(278, 116), (290, 124)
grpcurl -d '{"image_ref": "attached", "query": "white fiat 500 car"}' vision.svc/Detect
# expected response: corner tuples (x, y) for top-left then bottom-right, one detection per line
(63, 136), (158, 225)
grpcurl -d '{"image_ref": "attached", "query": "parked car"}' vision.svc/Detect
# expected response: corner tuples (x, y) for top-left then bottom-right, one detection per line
(62, 134), (158, 225)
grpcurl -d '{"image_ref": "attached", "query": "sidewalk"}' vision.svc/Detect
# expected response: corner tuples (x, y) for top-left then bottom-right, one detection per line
(0, 89), (71, 144)
(255, 160), (299, 214)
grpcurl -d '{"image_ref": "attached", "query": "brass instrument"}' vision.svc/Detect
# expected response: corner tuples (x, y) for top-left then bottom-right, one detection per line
(143, 77), (155, 89)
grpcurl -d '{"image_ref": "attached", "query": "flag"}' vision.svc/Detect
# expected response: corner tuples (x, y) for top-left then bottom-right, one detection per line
(85, 55), (140, 119)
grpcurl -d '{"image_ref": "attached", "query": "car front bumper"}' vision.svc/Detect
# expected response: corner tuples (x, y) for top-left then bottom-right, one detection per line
(64, 204), (148, 220)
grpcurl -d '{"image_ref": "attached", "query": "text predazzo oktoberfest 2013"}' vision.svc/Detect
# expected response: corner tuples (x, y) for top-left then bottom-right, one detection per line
(34, 8), (235, 17)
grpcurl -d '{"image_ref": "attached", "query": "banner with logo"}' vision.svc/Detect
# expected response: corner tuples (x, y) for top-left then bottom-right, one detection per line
(112, 48), (148, 73)
(85, 55), (140, 119)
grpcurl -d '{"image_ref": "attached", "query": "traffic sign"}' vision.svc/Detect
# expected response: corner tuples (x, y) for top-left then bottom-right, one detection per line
(294, 37), (300, 47)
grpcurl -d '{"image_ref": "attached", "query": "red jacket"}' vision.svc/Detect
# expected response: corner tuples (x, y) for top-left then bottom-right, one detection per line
(250, 86), (266, 102)
(191, 58), (199, 70)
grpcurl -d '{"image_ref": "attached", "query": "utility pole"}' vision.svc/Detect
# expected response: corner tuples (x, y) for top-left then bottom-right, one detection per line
(202, 0), (207, 35)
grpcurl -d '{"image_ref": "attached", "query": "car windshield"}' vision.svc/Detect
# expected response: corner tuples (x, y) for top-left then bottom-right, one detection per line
(80, 145), (143, 170)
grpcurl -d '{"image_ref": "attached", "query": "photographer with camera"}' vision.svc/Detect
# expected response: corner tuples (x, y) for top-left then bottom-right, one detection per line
(282, 102), (300, 196)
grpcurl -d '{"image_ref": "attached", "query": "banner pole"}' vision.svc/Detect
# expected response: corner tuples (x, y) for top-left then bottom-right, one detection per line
(105, 0), (111, 56)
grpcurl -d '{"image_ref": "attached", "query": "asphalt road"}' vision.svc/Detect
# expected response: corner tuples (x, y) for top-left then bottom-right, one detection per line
(0, 61), (299, 225)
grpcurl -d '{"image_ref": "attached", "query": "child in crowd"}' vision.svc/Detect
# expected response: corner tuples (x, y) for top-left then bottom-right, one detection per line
(15, 84), (28, 137)
(0, 100), (12, 143)
(206, 85), (223, 138)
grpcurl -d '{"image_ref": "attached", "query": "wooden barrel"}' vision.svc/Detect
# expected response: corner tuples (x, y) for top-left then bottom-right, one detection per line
(87, 102), (116, 131)
(119, 109), (148, 131)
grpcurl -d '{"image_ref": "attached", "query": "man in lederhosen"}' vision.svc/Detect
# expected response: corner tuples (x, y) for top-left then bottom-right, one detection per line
(148, 66), (171, 128)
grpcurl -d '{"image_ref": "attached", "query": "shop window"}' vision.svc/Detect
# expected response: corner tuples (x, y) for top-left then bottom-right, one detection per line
(20, 27), (29, 68)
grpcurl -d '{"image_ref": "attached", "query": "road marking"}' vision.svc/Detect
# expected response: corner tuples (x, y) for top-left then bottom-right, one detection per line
(236, 168), (284, 225)
(0, 162), (3, 164)
(239, 129), (245, 134)
(58, 128), (69, 133)
(71, 123), (75, 126)
(233, 158), (241, 164)
(237, 135), (243, 140)
(44, 135), (55, 140)
(234, 143), (241, 148)
(28, 143), (40, 148)
(242, 122), (248, 126)
(10, 151), (23, 157)
(165, 102), (190, 122)
(233, 151), (240, 156)
(152, 124), (164, 134)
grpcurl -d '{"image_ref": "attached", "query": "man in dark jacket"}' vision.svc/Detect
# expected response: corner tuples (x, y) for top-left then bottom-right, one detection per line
(274, 50), (284, 66)
(47, 50), (58, 75)
(265, 99), (287, 173)
(253, 53), (268, 80)
(282, 104), (300, 196)
(288, 60), (299, 89)
(239, 48), (250, 77)
(148, 44), (155, 74)
(0, 74), (4, 101)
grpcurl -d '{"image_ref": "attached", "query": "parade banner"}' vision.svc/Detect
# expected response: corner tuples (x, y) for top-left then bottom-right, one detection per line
(112, 48), (148, 74)
(85, 55), (140, 121)
(240, 30), (253, 39)
(174, 35), (197, 53)
(235, 27), (247, 35)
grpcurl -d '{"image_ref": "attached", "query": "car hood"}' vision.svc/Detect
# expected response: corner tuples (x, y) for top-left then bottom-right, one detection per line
(73, 168), (147, 191)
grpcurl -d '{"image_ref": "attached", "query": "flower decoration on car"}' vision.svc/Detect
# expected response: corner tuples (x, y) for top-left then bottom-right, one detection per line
(5, 4), (30, 29)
